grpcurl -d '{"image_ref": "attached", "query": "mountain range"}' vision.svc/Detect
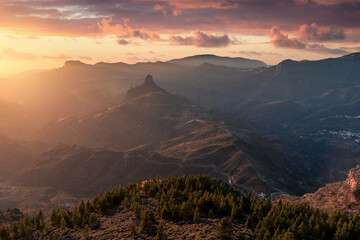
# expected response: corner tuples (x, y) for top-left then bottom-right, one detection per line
(18, 75), (313, 199)
(1, 53), (360, 214)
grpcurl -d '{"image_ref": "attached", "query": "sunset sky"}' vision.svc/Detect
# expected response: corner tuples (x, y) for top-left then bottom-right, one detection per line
(1, 0), (360, 77)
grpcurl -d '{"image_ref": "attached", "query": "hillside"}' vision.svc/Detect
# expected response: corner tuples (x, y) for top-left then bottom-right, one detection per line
(1, 175), (360, 240)
(0, 135), (50, 180)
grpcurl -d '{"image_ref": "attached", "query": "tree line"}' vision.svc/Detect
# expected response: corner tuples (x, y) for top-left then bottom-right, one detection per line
(1, 174), (360, 239)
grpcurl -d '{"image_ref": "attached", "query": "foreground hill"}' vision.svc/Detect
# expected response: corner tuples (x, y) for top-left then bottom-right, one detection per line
(16, 76), (317, 198)
(1, 175), (360, 240)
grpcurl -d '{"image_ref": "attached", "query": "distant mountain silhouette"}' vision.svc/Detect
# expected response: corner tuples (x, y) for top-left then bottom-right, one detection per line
(168, 54), (267, 69)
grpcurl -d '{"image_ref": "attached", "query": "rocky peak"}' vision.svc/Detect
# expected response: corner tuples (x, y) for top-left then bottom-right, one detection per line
(144, 74), (154, 85)
(346, 165), (360, 202)
(126, 75), (167, 99)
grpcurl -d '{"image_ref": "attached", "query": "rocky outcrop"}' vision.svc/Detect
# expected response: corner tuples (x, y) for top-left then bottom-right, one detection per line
(126, 74), (167, 99)
(346, 165), (360, 202)
(280, 165), (360, 214)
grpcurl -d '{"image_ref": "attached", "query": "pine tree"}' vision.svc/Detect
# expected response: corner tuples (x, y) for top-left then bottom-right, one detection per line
(89, 213), (98, 225)
(237, 232), (247, 240)
(130, 223), (137, 235)
(0, 227), (10, 240)
(209, 208), (214, 218)
(83, 224), (90, 239)
(140, 210), (153, 235)
(12, 223), (19, 236)
(60, 217), (67, 230)
(24, 230), (32, 240)
(79, 200), (86, 215)
(50, 210), (58, 226)
(245, 216), (252, 229)
(24, 214), (32, 227)
(216, 218), (234, 240)
(48, 232), (56, 240)
(194, 207), (200, 223)
(282, 231), (296, 240)
(38, 210), (44, 227)
(155, 223), (166, 240)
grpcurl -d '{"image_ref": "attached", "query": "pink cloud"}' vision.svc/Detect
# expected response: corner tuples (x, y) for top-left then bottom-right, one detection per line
(299, 23), (345, 41)
(171, 30), (231, 48)
(270, 27), (306, 49)
(0, 0), (359, 47)
(269, 27), (349, 55)
(97, 18), (161, 41)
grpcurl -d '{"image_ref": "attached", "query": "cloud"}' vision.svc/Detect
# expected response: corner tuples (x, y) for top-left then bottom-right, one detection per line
(1, 0), (359, 39)
(307, 44), (349, 54)
(270, 27), (306, 49)
(311, 0), (360, 5)
(231, 50), (283, 57)
(298, 23), (345, 41)
(233, 50), (263, 56)
(0, 48), (92, 61)
(0, 48), (37, 61)
(152, 0), (239, 16)
(154, 3), (180, 16)
(0, 0), (360, 54)
(117, 39), (129, 45)
(97, 18), (161, 41)
(269, 27), (349, 55)
(170, 30), (231, 47)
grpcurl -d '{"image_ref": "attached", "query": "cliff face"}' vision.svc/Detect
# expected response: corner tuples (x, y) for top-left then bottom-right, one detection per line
(280, 165), (360, 214)
(346, 165), (360, 202)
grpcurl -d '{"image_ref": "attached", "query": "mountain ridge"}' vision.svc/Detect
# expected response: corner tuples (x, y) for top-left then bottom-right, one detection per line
(17, 76), (317, 204)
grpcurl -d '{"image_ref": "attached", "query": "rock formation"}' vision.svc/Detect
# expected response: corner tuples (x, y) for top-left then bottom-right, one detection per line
(280, 165), (360, 214)
(346, 165), (360, 202)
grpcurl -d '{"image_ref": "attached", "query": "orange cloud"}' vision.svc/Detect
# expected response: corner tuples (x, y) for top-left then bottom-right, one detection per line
(97, 18), (161, 40)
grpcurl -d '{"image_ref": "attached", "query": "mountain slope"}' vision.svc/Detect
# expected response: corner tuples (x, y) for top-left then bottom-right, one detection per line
(0, 135), (49, 180)
(22, 76), (315, 197)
